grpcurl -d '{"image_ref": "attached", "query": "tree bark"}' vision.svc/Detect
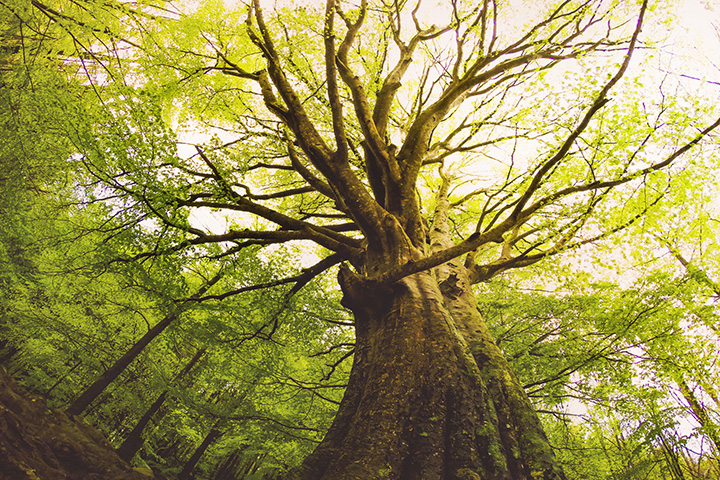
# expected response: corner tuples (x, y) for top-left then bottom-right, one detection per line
(178, 423), (224, 480)
(285, 263), (565, 480)
(280, 166), (565, 480)
(212, 449), (242, 480)
(116, 348), (207, 462)
(0, 367), (152, 480)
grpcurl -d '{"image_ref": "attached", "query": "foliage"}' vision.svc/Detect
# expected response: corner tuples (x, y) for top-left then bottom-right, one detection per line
(2, 0), (720, 478)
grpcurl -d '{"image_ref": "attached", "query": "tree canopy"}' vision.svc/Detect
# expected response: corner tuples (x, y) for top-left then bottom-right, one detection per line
(1, 0), (720, 478)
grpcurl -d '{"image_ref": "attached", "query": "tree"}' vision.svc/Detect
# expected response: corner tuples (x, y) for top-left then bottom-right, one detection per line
(4, 0), (720, 478)
(116, 347), (207, 462)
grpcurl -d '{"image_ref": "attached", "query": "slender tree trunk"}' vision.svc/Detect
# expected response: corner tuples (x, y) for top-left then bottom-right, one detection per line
(65, 273), (222, 416)
(0, 344), (19, 365)
(45, 360), (82, 396)
(212, 449), (243, 480)
(157, 433), (193, 464)
(65, 311), (180, 416)
(658, 432), (688, 480)
(178, 423), (224, 480)
(242, 452), (268, 478)
(674, 375), (720, 455)
(116, 391), (168, 462)
(116, 348), (207, 462)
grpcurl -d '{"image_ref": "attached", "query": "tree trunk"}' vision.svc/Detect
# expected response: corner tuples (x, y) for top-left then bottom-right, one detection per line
(45, 360), (82, 396)
(284, 174), (565, 479)
(286, 262), (565, 480)
(116, 391), (168, 462)
(178, 423), (224, 480)
(66, 273), (221, 417)
(674, 375), (720, 455)
(0, 343), (19, 365)
(0, 367), (151, 480)
(65, 311), (180, 416)
(116, 348), (207, 462)
(212, 449), (243, 480)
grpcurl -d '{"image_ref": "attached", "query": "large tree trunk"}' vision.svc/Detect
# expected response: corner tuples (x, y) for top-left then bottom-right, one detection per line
(286, 264), (564, 480)
(0, 367), (154, 480)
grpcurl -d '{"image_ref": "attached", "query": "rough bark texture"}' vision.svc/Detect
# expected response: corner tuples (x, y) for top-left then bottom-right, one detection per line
(0, 367), (158, 480)
(286, 265), (564, 480)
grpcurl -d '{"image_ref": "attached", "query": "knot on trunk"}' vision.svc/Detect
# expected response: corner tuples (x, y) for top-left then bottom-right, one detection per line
(439, 272), (463, 299)
(338, 264), (391, 321)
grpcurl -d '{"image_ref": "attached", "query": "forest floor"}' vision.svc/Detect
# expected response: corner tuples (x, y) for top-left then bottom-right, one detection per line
(0, 366), (157, 480)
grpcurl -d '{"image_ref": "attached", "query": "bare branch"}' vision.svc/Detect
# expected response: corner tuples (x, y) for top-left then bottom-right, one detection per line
(193, 146), (362, 256)
(324, 0), (349, 159)
(248, 0), (388, 242)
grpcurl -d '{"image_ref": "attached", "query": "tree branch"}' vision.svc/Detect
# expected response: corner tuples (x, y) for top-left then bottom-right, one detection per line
(509, 0), (648, 223)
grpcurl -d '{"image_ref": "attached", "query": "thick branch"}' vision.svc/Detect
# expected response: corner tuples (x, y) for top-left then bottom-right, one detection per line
(324, 0), (349, 160)
(193, 147), (362, 256)
(248, 0), (385, 241)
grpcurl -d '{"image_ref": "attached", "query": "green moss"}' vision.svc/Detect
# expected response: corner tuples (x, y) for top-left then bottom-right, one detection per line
(487, 441), (504, 466)
(377, 467), (391, 478)
(475, 422), (494, 437)
(456, 468), (482, 480)
(475, 423), (506, 468)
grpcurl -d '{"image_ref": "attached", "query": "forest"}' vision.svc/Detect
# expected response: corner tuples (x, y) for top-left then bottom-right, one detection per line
(1, 0), (720, 478)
